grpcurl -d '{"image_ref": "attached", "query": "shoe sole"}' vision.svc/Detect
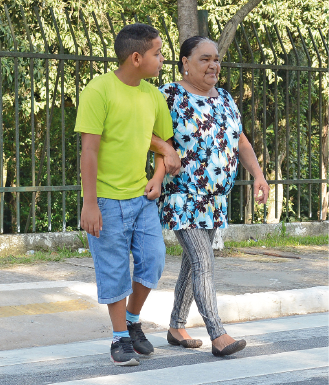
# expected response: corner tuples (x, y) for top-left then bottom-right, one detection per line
(212, 340), (247, 357)
(134, 348), (154, 356)
(110, 357), (140, 366)
(167, 331), (203, 348)
(168, 340), (202, 348)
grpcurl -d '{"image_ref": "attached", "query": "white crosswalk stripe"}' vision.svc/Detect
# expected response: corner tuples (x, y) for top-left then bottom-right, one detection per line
(49, 348), (328, 385)
(0, 313), (328, 385)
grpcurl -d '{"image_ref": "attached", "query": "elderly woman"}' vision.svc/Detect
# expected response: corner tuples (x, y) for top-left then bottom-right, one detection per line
(158, 36), (269, 356)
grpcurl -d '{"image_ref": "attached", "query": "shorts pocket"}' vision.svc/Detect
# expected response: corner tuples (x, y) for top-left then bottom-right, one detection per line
(97, 197), (107, 210)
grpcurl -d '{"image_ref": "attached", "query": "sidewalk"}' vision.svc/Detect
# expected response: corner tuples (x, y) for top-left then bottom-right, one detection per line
(0, 245), (328, 351)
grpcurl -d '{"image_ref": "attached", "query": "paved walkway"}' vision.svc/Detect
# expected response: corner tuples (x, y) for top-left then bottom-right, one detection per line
(0, 245), (328, 350)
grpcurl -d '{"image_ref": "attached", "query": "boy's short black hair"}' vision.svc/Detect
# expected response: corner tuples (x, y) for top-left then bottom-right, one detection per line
(114, 23), (160, 65)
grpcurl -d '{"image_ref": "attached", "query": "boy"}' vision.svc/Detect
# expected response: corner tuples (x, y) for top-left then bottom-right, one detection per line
(74, 23), (180, 366)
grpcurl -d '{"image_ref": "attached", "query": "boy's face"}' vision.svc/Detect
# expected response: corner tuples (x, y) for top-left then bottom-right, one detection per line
(139, 36), (164, 78)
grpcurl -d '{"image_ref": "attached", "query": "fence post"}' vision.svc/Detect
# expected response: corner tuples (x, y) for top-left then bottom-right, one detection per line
(198, 10), (208, 37)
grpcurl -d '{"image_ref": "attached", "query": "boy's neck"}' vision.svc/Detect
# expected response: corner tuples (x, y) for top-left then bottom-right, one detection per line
(114, 67), (142, 87)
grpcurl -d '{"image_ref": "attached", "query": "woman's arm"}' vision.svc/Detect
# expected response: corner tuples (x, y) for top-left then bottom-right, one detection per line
(238, 133), (270, 204)
(150, 135), (181, 176)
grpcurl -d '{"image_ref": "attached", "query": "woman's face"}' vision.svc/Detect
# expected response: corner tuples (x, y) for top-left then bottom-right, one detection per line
(183, 41), (220, 89)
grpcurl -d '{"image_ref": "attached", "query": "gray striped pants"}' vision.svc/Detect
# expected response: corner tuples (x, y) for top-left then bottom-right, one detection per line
(170, 228), (227, 341)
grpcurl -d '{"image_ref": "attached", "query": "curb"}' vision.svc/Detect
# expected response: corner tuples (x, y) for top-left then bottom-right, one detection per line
(1, 281), (327, 328)
(140, 286), (329, 327)
(56, 282), (329, 327)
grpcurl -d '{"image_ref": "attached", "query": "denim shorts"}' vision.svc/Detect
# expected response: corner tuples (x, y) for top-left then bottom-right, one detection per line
(87, 196), (166, 304)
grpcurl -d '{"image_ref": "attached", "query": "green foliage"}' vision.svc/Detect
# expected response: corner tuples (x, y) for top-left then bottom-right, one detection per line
(225, 233), (329, 248)
(281, 219), (287, 236)
(0, 0), (181, 233)
(0, 0), (327, 232)
(0, 247), (92, 266)
(76, 230), (88, 248)
(166, 244), (183, 255)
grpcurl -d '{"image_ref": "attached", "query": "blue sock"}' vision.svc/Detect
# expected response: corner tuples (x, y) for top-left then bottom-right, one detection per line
(112, 330), (129, 343)
(126, 310), (139, 324)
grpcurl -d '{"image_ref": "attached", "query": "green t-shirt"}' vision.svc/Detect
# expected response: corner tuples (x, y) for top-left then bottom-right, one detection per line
(74, 72), (173, 200)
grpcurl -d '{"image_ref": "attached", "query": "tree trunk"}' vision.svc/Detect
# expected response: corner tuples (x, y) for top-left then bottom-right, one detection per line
(217, 0), (263, 62)
(177, 0), (263, 54)
(177, 0), (199, 46)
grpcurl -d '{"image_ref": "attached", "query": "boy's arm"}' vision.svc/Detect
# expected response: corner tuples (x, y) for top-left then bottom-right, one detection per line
(150, 135), (181, 176)
(144, 153), (166, 200)
(80, 133), (103, 238)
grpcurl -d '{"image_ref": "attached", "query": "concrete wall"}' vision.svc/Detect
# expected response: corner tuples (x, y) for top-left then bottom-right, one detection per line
(163, 221), (329, 249)
(0, 221), (328, 257)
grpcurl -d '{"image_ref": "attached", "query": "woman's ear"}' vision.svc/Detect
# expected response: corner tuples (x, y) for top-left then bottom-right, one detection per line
(182, 56), (188, 72)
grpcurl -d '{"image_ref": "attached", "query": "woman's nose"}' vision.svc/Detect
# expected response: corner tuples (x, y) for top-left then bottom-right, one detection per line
(211, 62), (220, 71)
(209, 61), (216, 69)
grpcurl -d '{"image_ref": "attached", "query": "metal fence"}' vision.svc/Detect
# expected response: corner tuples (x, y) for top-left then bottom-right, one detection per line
(0, 4), (328, 234)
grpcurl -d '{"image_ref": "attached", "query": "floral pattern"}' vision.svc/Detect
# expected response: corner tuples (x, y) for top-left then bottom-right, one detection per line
(158, 83), (243, 230)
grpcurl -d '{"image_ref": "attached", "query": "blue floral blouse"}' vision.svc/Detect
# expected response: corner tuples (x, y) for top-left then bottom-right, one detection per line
(158, 83), (243, 230)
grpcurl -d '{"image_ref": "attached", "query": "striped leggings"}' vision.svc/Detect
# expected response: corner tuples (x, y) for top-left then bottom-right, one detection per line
(170, 228), (226, 341)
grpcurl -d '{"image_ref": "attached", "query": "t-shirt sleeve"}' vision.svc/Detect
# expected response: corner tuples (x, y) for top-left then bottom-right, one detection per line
(74, 86), (107, 135)
(152, 88), (174, 142)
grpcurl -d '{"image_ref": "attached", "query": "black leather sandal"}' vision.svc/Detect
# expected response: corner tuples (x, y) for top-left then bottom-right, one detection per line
(167, 330), (203, 348)
(212, 339), (246, 356)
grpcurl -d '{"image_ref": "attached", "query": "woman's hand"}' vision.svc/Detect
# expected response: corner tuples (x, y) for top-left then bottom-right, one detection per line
(150, 135), (181, 176)
(254, 176), (269, 204)
(163, 146), (181, 176)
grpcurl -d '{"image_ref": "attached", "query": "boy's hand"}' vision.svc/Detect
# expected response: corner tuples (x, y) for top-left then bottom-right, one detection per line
(144, 177), (162, 200)
(81, 202), (103, 238)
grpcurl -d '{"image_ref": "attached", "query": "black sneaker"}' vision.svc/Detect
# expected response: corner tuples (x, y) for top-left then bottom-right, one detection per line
(110, 337), (140, 366)
(127, 321), (154, 355)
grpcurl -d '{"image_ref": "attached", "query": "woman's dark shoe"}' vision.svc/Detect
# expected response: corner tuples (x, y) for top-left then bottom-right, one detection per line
(167, 330), (203, 348)
(212, 339), (246, 357)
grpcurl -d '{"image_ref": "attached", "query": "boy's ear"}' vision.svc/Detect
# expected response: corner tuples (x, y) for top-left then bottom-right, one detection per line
(131, 52), (142, 68)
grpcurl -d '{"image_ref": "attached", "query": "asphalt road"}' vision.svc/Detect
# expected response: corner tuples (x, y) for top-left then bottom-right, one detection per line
(0, 313), (327, 385)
